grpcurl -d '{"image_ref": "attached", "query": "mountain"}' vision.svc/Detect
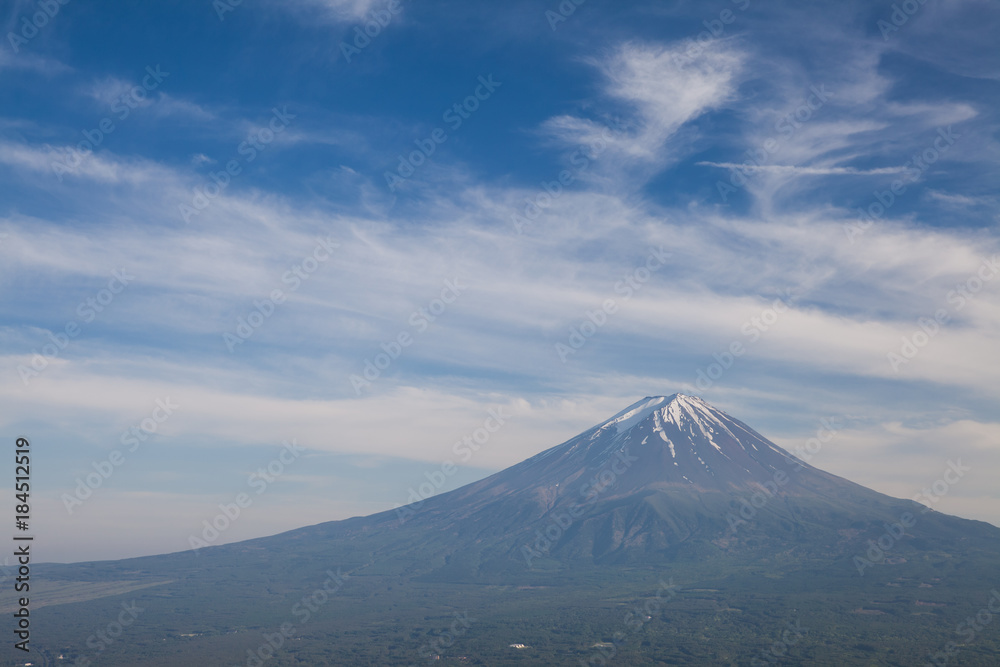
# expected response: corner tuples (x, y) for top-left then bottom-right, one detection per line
(292, 393), (996, 572)
(8, 394), (1000, 666)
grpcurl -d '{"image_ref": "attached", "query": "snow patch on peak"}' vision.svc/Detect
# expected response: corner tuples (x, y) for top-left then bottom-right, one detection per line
(598, 396), (669, 433)
(651, 410), (677, 459)
(596, 394), (749, 459)
(601, 394), (704, 423)
(662, 394), (733, 431)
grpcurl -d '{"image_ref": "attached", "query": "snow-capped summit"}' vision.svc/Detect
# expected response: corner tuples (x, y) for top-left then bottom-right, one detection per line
(598, 393), (762, 444)
(436, 393), (813, 516)
(578, 393), (804, 489)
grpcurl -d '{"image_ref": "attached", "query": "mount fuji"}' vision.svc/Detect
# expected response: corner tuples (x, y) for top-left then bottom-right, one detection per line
(13, 394), (1000, 666)
(310, 393), (995, 572)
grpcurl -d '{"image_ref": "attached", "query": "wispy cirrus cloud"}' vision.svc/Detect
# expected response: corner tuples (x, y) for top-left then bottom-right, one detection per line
(541, 41), (744, 183)
(696, 162), (909, 176)
(280, 0), (387, 22)
(0, 48), (70, 75)
(0, 140), (173, 185)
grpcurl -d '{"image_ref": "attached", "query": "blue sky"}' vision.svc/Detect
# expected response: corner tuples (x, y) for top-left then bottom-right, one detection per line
(1, 0), (998, 562)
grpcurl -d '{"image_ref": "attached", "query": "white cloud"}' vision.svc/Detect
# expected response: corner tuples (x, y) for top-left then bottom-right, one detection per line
(0, 140), (172, 185)
(83, 76), (137, 107)
(697, 162), (907, 176)
(152, 94), (215, 121)
(926, 190), (993, 207)
(541, 41), (743, 181)
(0, 48), (70, 74)
(282, 0), (384, 22)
